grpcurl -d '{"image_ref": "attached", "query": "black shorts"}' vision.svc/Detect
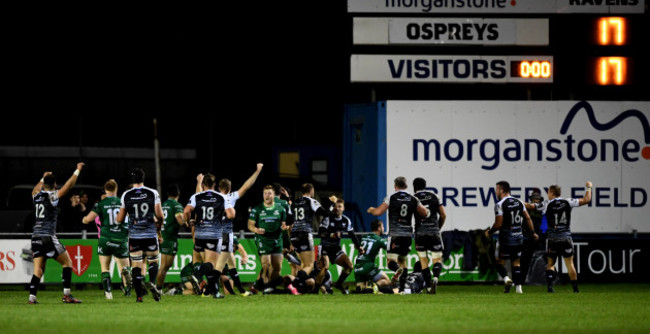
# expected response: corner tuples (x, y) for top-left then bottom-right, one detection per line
(319, 244), (344, 261)
(496, 241), (523, 260)
(194, 238), (221, 253)
(415, 234), (444, 253)
(547, 238), (574, 259)
(129, 238), (159, 253)
(387, 236), (412, 256)
(291, 232), (314, 253)
(31, 236), (66, 259)
(220, 233), (234, 253)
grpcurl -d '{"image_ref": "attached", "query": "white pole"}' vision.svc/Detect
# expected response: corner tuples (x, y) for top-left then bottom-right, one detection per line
(153, 118), (162, 195)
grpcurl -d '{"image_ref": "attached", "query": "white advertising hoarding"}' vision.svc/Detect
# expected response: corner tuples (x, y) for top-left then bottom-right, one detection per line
(385, 100), (650, 232)
(0, 240), (34, 283)
(348, 0), (645, 14)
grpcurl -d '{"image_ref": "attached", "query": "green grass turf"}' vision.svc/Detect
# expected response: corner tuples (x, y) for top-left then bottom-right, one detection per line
(1, 284), (649, 334)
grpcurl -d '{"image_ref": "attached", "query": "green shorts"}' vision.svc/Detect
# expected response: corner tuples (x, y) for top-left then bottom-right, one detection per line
(257, 236), (283, 255)
(354, 261), (381, 283)
(98, 237), (129, 259)
(160, 239), (178, 255)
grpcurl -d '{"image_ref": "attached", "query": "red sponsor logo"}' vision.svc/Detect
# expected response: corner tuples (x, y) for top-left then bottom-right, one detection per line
(65, 245), (93, 276)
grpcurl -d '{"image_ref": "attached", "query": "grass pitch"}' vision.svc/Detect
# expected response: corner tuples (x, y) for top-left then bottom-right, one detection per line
(1, 283), (649, 334)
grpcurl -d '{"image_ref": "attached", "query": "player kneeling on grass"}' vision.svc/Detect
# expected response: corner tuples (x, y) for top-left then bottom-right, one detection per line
(29, 163), (85, 304)
(354, 220), (393, 294)
(82, 179), (132, 300)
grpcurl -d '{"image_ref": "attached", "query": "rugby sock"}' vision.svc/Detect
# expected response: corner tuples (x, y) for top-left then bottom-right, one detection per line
(388, 261), (399, 272)
(571, 280), (579, 293)
(496, 264), (509, 279)
(133, 267), (143, 297)
(223, 276), (236, 295)
(268, 276), (284, 289)
(229, 268), (245, 293)
(546, 270), (556, 287)
(198, 263), (213, 281)
(200, 263), (215, 294)
(206, 269), (221, 295)
(62, 267), (72, 295)
(148, 262), (159, 283)
(422, 267), (432, 287)
(336, 269), (351, 287)
(101, 272), (112, 293)
(512, 266), (522, 285)
(432, 262), (442, 278)
(29, 275), (40, 296)
(297, 270), (309, 282)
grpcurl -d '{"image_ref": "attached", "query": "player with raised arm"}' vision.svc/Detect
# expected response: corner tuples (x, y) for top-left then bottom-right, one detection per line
(116, 168), (165, 302)
(526, 182), (592, 293)
(184, 173), (235, 299)
(28, 163), (85, 304)
(367, 176), (428, 293)
(215, 163), (263, 297)
(354, 219), (393, 294)
(82, 179), (131, 299)
(248, 185), (288, 294)
(412, 177), (447, 294)
(155, 184), (187, 293)
(318, 198), (362, 295)
(485, 181), (538, 294)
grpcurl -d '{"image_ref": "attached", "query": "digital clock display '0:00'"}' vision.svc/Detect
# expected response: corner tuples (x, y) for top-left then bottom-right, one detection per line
(510, 60), (552, 79)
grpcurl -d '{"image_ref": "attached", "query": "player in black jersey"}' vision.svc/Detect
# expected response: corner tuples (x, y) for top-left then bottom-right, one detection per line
(28, 163), (85, 304)
(526, 182), (592, 293)
(289, 183), (334, 280)
(368, 176), (428, 293)
(116, 168), (165, 302)
(412, 177), (446, 294)
(318, 198), (361, 295)
(486, 181), (538, 294)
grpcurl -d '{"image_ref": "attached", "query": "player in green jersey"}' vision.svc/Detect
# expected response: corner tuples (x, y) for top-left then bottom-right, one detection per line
(155, 184), (187, 292)
(248, 185), (288, 294)
(354, 220), (393, 294)
(82, 179), (132, 299)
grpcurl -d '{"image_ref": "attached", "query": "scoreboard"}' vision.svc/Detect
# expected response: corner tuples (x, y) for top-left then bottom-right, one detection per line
(348, 0), (648, 90)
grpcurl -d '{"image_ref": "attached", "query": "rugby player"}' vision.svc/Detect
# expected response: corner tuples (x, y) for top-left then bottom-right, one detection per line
(82, 179), (132, 299)
(28, 163), (85, 304)
(155, 184), (187, 293)
(485, 181), (538, 294)
(318, 198), (361, 295)
(367, 176), (428, 292)
(412, 177), (446, 294)
(526, 182), (592, 293)
(184, 173), (235, 299)
(248, 185), (288, 294)
(116, 168), (166, 302)
(354, 219), (393, 294)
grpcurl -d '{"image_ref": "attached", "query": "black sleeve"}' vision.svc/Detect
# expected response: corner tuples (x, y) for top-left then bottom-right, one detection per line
(347, 231), (360, 249)
(318, 225), (329, 239)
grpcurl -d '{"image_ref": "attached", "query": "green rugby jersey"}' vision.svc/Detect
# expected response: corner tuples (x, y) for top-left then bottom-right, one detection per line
(92, 196), (128, 241)
(161, 198), (184, 242)
(249, 202), (286, 239)
(355, 233), (387, 264)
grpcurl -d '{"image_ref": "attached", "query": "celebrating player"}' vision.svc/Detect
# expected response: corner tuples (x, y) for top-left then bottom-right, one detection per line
(184, 173), (235, 298)
(28, 163), (85, 304)
(526, 181), (592, 293)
